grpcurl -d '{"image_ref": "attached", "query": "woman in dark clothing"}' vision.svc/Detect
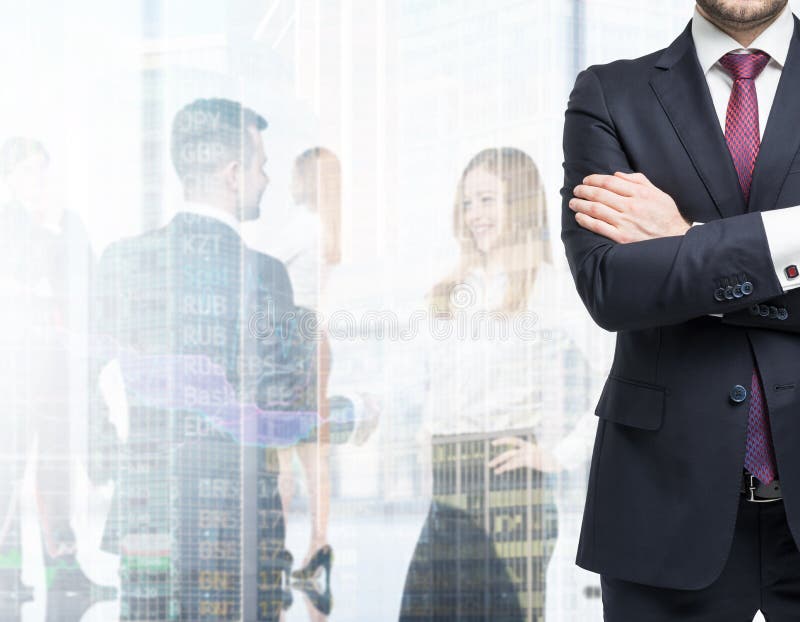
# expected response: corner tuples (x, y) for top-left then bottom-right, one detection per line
(0, 137), (111, 620)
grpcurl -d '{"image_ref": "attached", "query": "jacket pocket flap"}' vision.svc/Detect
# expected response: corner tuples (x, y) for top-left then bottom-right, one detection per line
(594, 374), (665, 431)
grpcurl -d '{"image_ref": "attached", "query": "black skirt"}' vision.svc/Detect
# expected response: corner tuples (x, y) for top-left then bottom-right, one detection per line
(399, 430), (558, 622)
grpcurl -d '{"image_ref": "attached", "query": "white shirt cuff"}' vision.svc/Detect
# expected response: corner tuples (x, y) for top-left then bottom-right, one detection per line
(761, 207), (800, 292)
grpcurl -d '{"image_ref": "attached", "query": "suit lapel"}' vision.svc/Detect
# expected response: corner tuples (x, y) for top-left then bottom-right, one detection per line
(650, 24), (747, 219)
(749, 15), (800, 214)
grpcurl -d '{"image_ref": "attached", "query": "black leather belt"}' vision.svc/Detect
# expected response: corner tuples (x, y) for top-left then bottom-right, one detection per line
(740, 470), (782, 502)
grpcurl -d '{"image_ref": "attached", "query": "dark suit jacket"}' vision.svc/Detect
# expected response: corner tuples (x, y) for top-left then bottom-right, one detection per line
(91, 211), (299, 620)
(562, 16), (800, 590)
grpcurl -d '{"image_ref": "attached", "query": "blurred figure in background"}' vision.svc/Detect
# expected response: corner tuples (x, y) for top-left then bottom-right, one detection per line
(0, 137), (44, 620)
(400, 148), (597, 622)
(271, 147), (341, 615)
(0, 137), (107, 621)
(90, 99), (300, 621)
(279, 147), (341, 315)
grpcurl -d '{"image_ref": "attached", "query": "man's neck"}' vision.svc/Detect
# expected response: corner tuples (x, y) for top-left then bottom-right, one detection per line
(696, 3), (785, 48)
(184, 194), (238, 220)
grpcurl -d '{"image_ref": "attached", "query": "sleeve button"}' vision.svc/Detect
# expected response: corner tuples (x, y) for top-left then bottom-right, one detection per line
(730, 384), (748, 403)
(724, 286), (735, 300)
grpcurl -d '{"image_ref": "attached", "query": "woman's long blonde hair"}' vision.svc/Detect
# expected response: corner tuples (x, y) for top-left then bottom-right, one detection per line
(429, 147), (551, 314)
(292, 146), (342, 266)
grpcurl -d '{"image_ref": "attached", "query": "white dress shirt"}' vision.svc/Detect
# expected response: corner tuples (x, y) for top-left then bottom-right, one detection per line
(175, 200), (242, 234)
(420, 261), (608, 471)
(691, 5), (800, 292)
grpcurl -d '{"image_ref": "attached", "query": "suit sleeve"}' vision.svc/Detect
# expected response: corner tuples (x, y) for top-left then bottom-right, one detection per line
(561, 68), (784, 332)
(720, 282), (800, 333)
(251, 257), (313, 420)
(706, 206), (800, 334)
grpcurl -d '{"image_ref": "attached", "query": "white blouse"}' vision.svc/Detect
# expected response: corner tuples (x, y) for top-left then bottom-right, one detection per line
(267, 203), (328, 311)
(421, 261), (610, 470)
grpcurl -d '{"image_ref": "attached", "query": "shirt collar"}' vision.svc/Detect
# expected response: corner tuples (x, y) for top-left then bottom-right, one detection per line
(175, 200), (241, 233)
(692, 4), (794, 74)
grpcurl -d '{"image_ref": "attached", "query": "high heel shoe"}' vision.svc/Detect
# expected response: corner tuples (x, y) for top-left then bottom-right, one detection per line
(291, 545), (333, 583)
(294, 581), (332, 616)
(291, 546), (333, 616)
(277, 549), (294, 610)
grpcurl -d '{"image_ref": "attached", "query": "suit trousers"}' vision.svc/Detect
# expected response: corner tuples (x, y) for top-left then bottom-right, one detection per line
(601, 495), (800, 621)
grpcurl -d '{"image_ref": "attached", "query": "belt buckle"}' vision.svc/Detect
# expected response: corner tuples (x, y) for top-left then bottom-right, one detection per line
(746, 472), (782, 503)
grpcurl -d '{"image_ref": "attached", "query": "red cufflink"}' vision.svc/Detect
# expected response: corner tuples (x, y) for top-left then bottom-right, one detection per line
(786, 265), (799, 279)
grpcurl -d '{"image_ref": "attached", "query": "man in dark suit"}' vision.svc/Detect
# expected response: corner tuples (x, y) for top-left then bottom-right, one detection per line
(91, 98), (301, 621)
(561, 0), (800, 619)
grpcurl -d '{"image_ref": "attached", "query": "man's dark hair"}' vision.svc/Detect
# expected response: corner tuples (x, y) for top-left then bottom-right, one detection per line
(170, 98), (267, 187)
(0, 137), (49, 179)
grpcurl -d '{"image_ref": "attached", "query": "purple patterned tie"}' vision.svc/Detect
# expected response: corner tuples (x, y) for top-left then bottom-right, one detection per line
(719, 50), (777, 484)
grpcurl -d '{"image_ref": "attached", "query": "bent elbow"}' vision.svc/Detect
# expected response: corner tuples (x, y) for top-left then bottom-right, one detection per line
(584, 299), (624, 332)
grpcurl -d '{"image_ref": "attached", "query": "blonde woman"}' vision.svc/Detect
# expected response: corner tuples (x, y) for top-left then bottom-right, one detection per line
(400, 148), (596, 621)
(272, 147), (341, 612)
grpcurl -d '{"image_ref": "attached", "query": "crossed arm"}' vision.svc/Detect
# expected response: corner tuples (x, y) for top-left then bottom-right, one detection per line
(561, 68), (799, 333)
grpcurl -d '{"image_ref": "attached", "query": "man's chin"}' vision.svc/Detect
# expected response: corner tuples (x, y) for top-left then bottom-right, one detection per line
(698, 0), (786, 25)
